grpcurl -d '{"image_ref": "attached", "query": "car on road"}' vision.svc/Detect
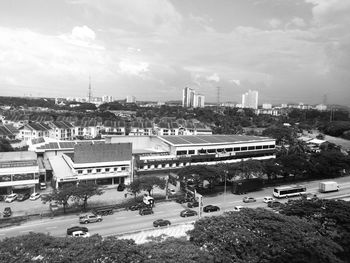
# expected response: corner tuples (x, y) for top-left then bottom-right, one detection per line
(233, 205), (244, 212)
(128, 203), (145, 211)
(187, 200), (199, 208)
(176, 197), (193, 204)
(203, 205), (220, 213)
(66, 226), (89, 235)
(263, 197), (275, 203)
(29, 193), (41, 201)
(153, 219), (171, 227)
(3, 207), (12, 217)
(39, 182), (47, 190)
(5, 193), (18, 203)
(243, 197), (256, 203)
(180, 209), (198, 217)
(71, 231), (90, 238)
(267, 200), (282, 208)
(301, 193), (318, 200)
(79, 213), (103, 224)
(139, 207), (154, 216)
(17, 192), (30, 201)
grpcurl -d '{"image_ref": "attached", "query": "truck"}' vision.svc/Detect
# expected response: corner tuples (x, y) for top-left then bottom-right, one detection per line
(232, 178), (263, 195)
(91, 205), (115, 216)
(319, 181), (339, 193)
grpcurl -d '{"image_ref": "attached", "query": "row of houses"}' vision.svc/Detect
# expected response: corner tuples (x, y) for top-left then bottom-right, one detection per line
(0, 116), (212, 142)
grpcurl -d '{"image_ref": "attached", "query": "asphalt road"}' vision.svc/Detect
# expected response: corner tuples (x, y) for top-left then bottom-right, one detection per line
(1, 176), (350, 240)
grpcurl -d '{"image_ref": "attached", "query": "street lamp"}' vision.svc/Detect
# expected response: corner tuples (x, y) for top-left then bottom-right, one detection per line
(223, 171), (228, 211)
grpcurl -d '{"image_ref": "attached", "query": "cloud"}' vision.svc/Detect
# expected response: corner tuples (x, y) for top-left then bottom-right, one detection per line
(230, 79), (241, 86)
(72, 25), (96, 41)
(118, 59), (149, 76)
(269, 18), (282, 28)
(206, 73), (220, 82)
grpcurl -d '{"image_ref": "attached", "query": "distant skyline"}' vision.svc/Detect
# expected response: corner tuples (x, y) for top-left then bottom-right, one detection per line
(0, 0), (349, 106)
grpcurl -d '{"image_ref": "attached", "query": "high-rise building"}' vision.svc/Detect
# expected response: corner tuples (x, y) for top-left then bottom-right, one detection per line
(126, 96), (136, 103)
(194, 94), (205, 108)
(102, 95), (114, 103)
(182, 87), (195, 107)
(242, 90), (258, 109)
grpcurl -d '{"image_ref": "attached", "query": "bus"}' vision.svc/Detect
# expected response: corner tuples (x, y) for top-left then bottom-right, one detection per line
(273, 185), (307, 198)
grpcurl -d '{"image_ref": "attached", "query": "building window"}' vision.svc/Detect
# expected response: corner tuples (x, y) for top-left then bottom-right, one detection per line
(256, 145), (262, 150)
(188, 150), (195, 155)
(263, 145), (269, 149)
(114, 167), (118, 171)
(105, 168), (110, 172)
(198, 149), (206, 154)
(234, 147), (240, 151)
(225, 148), (233, 152)
(241, 147), (247, 151)
(77, 170), (83, 174)
(269, 145), (275, 148)
(87, 169), (92, 173)
(207, 149), (216, 154)
(96, 169), (101, 173)
(248, 146), (255, 150)
(217, 148), (224, 153)
(121, 167), (126, 171)
(176, 150), (187, 155)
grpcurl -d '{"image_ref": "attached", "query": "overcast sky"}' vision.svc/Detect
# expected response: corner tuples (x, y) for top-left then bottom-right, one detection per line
(0, 0), (349, 105)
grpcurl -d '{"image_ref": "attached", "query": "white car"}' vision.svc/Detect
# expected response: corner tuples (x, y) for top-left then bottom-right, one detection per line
(5, 193), (18, 203)
(71, 231), (90, 238)
(167, 188), (176, 195)
(263, 197), (275, 203)
(233, 205), (244, 212)
(39, 182), (46, 190)
(29, 192), (41, 201)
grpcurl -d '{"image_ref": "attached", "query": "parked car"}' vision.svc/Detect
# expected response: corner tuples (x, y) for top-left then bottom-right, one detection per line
(187, 201), (199, 208)
(233, 205), (244, 212)
(5, 193), (18, 203)
(267, 200), (282, 208)
(39, 182), (47, 190)
(79, 213), (103, 224)
(71, 231), (90, 238)
(117, 184), (126, 191)
(153, 219), (171, 227)
(263, 197), (275, 203)
(29, 193), (41, 201)
(66, 226), (89, 236)
(50, 202), (60, 211)
(203, 205), (220, 213)
(180, 209), (197, 217)
(242, 197), (256, 203)
(17, 193), (30, 201)
(139, 207), (153, 216)
(3, 207), (12, 217)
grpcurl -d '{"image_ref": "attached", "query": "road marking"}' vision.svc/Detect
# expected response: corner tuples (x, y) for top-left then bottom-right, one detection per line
(20, 230), (33, 233)
(46, 226), (57, 230)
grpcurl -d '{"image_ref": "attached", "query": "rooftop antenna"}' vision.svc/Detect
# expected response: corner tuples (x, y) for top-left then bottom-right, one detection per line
(217, 86), (221, 112)
(88, 75), (92, 103)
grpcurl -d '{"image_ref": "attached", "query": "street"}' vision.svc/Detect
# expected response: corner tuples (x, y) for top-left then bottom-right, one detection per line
(1, 176), (350, 240)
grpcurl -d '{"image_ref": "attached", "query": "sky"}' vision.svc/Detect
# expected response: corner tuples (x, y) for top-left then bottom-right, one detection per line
(0, 0), (349, 105)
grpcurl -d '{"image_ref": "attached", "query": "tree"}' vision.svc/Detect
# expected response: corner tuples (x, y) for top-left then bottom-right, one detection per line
(279, 199), (350, 261)
(188, 208), (343, 263)
(127, 179), (142, 200)
(140, 176), (166, 196)
(262, 125), (297, 145)
(41, 184), (76, 213)
(0, 138), (14, 152)
(72, 183), (104, 211)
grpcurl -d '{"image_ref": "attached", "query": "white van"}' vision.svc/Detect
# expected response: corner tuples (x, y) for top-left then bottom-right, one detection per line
(71, 231), (90, 238)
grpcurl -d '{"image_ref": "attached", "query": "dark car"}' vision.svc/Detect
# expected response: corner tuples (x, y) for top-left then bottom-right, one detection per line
(117, 184), (126, 191)
(3, 207), (12, 217)
(176, 197), (193, 204)
(187, 201), (199, 208)
(153, 219), (171, 227)
(66, 226), (89, 235)
(128, 203), (145, 211)
(139, 207), (153, 216)
(267, 200), (282, 208)
(17, 192), (30, 201)
(203, 205), (220, 213)
(242, 197), (256, 203)
(180, 209), (197, 217)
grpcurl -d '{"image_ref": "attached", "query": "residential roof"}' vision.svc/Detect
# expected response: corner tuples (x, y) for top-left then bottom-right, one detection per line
(51, 121), (74, 129)
(0, 124), (18, 136)
(71, 143), (132, 163)
(159, 135), (274, 146)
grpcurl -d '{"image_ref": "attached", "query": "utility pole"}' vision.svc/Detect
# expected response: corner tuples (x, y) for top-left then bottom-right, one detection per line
(216, 86), (221, 112)
(88, 75), (92, 103)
